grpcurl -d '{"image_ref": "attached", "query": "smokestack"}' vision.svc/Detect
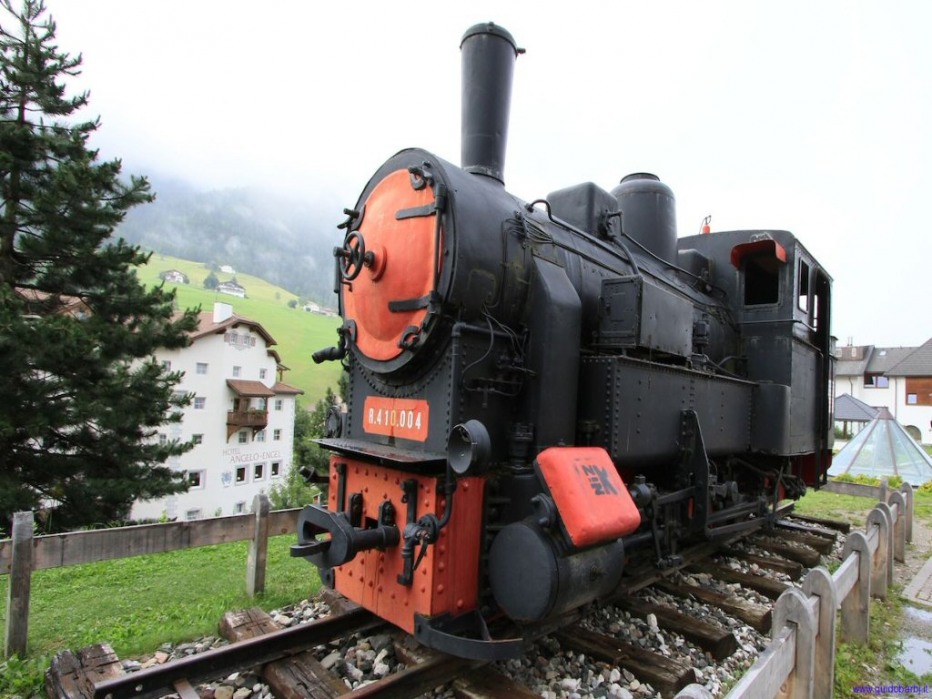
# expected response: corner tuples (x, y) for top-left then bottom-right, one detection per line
(213, 302), (234, 323)
(460, 23), (522, 184)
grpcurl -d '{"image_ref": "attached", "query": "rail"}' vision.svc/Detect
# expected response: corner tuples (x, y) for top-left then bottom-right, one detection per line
(2, 495), (299, 659)
(676, 481), (914, 699)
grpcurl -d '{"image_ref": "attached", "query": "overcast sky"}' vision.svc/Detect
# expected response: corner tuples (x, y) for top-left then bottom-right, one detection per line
(44, 0), (932, 348)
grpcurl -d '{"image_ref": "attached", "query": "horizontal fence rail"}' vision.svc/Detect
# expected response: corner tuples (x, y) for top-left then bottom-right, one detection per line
(676, 480), (913, 699)
(0, 505), (300, 575)
(2, 495), (300, 658)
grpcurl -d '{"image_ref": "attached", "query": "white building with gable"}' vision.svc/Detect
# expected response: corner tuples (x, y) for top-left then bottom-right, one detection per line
(835, 338), (932, 445)
(132, 303), (304, 521)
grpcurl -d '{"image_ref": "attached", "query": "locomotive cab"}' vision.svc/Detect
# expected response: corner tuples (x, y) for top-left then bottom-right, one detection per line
(679, 229), (835, 477)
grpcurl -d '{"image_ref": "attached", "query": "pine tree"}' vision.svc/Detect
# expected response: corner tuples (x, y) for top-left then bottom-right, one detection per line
(0, 0), (200, 532)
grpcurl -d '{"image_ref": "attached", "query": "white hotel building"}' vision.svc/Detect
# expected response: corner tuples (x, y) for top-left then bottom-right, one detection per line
(131, 303), (303, 521)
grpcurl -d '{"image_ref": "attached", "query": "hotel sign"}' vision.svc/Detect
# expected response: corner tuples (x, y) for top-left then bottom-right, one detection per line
(223, 446), (283, 465)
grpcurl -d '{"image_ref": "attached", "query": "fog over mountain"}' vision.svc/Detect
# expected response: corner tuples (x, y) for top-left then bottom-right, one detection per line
(117, 176), (345, 304)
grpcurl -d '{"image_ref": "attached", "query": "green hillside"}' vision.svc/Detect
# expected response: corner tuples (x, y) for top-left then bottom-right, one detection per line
(138, 253), (342, 402)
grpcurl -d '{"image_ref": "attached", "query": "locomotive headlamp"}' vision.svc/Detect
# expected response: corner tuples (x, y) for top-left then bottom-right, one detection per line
(447, 420), (492, 476)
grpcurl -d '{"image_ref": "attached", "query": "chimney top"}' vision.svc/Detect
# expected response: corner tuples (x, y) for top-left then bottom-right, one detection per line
(213, 302), (234, 323)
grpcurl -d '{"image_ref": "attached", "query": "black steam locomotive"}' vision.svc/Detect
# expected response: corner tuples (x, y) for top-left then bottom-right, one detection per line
(293, 23), (834, 659)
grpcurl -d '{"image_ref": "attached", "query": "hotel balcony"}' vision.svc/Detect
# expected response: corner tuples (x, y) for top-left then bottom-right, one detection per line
(226, 409), (268, 439)
(226, 378), (275, 440)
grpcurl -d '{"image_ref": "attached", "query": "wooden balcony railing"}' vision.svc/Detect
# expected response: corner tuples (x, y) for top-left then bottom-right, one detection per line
(226, 409), (268, 438)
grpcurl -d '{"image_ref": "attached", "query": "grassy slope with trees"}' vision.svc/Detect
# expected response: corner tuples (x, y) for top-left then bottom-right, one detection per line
(137, 253), (343, 402)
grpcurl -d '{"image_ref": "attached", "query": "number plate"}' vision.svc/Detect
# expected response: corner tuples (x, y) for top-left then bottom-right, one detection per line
(362, 397), (429, 442)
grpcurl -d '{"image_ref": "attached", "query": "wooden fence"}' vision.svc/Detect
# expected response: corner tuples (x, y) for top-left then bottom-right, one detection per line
(2, 494), (300, 659)
(676, 481), (915, 699)
(821, 478), (901, 503)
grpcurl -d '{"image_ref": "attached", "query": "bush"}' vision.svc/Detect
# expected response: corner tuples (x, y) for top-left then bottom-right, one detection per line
(0, 655), (50, 698)
(268, 392), (336, 510)
(268, 461), (321, 510)
(831, 473), (903, 488)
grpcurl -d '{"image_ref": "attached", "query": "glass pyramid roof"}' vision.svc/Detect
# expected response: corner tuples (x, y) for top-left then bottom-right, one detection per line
(828, 407), (932, 486)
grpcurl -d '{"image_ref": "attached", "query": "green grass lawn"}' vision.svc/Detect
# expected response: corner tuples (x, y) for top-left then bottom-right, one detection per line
(0, 534), (320, 696)
(793, 489), (881, 527)
(138, 253), (343, 402)
(795, 484), (932, 528)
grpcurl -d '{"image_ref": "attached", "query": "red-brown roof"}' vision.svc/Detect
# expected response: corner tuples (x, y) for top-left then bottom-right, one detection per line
(189, 311), (276, 346)
(16, 288), (91, 317)
(272, 381), (304, 395)
(226, 379), (276, 397)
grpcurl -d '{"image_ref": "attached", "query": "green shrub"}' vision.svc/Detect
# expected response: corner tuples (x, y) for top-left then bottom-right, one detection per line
(831, 474), (903, 488)
(0, 654), (50, 698)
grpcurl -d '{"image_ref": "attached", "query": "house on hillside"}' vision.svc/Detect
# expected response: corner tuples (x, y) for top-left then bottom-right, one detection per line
(160, 269), (189, 284)
(835, 338), (932, 444)
(132, 302), (304, 521)
(302, 304), (338, 317)
(217, 281), (246, 298)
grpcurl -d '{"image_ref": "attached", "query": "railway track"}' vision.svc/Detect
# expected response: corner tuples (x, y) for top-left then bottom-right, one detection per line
(46, 514), (849, 699)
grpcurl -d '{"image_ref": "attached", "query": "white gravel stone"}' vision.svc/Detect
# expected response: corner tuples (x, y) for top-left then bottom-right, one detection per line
(320, 650), (342, 670)
(346, 663), (364, 682)
(373, 661), (391, 678)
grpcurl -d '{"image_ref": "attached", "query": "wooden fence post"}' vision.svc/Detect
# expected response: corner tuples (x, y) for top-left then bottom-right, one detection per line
(887, 491), (906, 563)
(901, 484), (913, 544)
(866, 508), (890, 599)
(802, 568), (836, 699)
(873, 502), (895, 588)
(772, 587), (816, 699)
(840, 531), (871, 644)
(4, 511), (34, 658)
(246, 494), (271, 597)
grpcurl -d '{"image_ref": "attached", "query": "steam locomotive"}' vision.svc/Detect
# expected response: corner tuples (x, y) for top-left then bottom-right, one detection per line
(293, 23), (834, 659)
